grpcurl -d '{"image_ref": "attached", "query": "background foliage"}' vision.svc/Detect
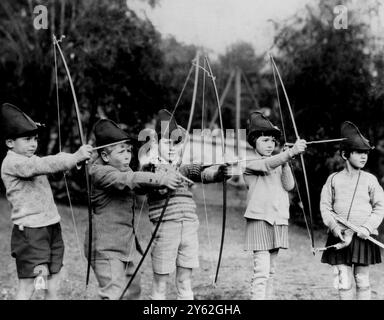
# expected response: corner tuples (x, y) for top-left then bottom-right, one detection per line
(1, 0), (384, 226)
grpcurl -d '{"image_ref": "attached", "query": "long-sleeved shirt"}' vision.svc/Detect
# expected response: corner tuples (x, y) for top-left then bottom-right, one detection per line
(145, 163), (222, 223)
(243, 149), (295, 225)
(320, 169), (384, 235)
(1, 150), (78, 227)
(86, 158), (174, 261)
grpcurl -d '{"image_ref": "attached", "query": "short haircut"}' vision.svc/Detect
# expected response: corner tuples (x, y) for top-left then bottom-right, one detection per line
(247, 131), (280, 149)
(340, 148), (369, 159)
(99, 142), (138, 170)
(5, 133), (38, 149)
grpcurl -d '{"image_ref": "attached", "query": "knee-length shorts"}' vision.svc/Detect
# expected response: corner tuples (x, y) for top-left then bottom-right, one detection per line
(11, 223), (64, 278)
(151, 220), (199, 274)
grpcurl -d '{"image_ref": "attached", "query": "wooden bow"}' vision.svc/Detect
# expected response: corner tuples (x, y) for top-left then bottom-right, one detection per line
(204, 56), (227, 285)
(119, 52), (200, 299)
(270, 54), (315, 252)
(53, 35), (94, 285)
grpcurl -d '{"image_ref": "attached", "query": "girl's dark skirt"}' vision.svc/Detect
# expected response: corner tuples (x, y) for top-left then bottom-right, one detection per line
(321, 233), (382, 266)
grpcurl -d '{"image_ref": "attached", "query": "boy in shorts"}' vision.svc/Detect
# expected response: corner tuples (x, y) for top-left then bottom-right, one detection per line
(1, 103), (92, 299)
(142, 109), (231, 300)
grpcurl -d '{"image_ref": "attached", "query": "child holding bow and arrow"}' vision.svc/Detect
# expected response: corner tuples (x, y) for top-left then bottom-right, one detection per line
(320, 121), (384, 300)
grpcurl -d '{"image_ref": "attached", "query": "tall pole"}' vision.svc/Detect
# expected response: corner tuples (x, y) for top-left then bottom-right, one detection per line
(235, 67), (241, 157)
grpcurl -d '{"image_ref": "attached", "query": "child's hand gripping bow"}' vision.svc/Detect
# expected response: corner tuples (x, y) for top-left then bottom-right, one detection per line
(155, 163), (194, 187)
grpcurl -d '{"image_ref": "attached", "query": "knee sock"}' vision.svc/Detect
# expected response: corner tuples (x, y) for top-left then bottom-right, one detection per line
(251, 251), (270, 300)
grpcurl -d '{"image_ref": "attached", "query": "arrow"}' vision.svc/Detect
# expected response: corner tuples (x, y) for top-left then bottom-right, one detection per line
(284, 138), (346, 147)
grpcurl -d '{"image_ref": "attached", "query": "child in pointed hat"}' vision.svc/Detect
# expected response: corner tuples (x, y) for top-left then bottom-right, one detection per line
(320, 121), (384, 300)
(140, 109), (231, 300)
(243, 111), (307, 300)
(86, 118), (181, 300)
(0, 103), (93, 299)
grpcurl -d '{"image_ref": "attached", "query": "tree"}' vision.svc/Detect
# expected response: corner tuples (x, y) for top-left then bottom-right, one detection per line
(0, 0), (166, 201)
(269, 0), (383, 225)
(157, 36), (200, 129)
(216, 42), (264, 129)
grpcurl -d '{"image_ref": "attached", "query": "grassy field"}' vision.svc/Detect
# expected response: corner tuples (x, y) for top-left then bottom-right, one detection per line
(1, 183), (384, 300)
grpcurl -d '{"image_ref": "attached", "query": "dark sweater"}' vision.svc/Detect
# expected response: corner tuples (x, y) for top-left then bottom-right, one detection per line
(85, 158), (169, 261)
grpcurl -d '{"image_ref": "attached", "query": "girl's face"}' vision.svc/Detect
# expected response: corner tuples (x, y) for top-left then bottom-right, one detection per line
(255, 136), (276, 157)
(102, 143), (133, 172)
(347, 150), (368, 169)
(6, 135), (38, 157)
(158, 138), (182, 163)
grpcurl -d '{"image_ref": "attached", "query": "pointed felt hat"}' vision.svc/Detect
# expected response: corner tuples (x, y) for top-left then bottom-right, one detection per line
(93, 118), (135, 147)
(0, 103), (41, 139)
(155, 109), (185, 143)
(340, 121), (373, 151)
(247, 111), (281, 146)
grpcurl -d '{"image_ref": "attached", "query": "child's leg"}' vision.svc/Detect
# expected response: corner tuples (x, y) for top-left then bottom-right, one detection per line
(334, 264), (353, 300)
(354, 265), (370, 300)
(151, 273), (169, 300)
(175, 267), (193, 300)
(150, 221), (182, 300)
(124, 261), (141, 300)
(15, 278), (35, 300)
(45, 270), (61, 300)
(251, 250), (271, 300)
(11, 225), (58, 300)
(174, 220), (199, 300)
(266, 249), (279, 299)
(45, 223), (65, 300)
(93, 259), (141, 300)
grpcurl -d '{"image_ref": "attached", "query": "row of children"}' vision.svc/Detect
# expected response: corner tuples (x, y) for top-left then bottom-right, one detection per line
(1, 102), (383, 300)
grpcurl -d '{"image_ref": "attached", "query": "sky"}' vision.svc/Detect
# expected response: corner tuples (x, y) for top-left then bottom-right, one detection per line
(130, 0), (309, 54)
(129, 0), (384, 56)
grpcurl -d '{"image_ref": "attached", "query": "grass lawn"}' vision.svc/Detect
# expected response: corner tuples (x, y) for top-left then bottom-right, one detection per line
(1, 183), (384, 300)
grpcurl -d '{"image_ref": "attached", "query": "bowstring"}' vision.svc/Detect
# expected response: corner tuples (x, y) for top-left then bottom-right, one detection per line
(200, 58), (216, 285)
(122, 56), (199, 293)
(270, 56), (314, 247)
(164, 63), (195, 137)
(270, 55), (315, 250)
(124, 58), (196, 277)
(163, 61), (195, 172)
(126, 196), (146, 273)
(164, 53), (216, 284)
(204, 56), (227, 285)
(121, 59), (197, 297)
(53, 40), (87, 277)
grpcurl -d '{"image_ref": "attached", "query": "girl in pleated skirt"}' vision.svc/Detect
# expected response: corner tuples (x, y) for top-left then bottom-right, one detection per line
(243, 111), (307, 299)
(320, 121), (384, 300)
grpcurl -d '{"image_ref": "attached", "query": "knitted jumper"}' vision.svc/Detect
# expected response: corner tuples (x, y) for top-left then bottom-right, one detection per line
(320, 169), (384, 235)
(243, 149), (295, 225)
(145, 163), (221, 223)
(1, 150), (78, 227)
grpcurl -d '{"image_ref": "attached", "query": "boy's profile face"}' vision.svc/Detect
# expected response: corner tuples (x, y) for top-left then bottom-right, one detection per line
(101, 142), (133, 172)
(255, 136), (276, 157)
(346, 150), (368, 169)
(6, 135), (38, 157)
(158, 138), (182, 163)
